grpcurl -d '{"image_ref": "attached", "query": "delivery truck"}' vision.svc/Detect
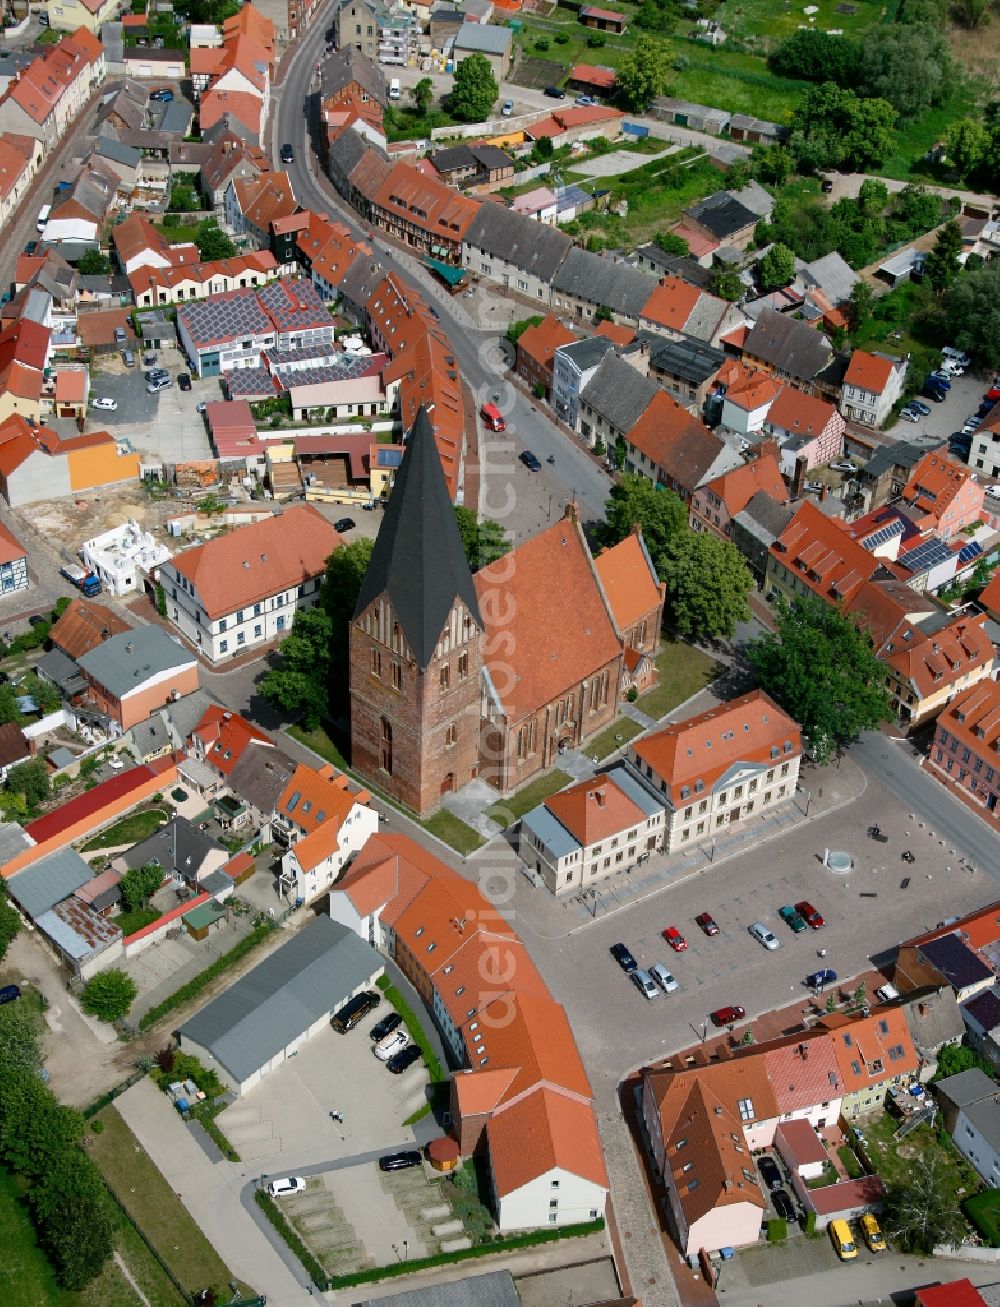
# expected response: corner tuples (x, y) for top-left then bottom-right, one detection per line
(60, 565), (102, 597)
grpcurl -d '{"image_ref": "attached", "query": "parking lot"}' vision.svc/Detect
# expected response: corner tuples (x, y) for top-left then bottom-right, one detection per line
(88, 350), (219, 462)
(896, 361), (994, 451)
(470, 760), (991, 1098)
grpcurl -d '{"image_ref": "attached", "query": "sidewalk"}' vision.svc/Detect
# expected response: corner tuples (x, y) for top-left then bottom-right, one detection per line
(115, 1078), (312, 1306)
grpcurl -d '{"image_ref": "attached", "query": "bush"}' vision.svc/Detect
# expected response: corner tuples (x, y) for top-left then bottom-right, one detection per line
(90, 1119), (104, 1133)
(81, 970), (138, 1024)
(587, 32), (605, 47)
(803, 1210), (817, 1235)
(535, 35), (550, 50)
(255, 1191), (327, 1288)
(554, 30), (569, 43)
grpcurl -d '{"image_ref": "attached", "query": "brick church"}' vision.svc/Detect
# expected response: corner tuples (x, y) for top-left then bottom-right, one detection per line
(350, 407), (666, 817)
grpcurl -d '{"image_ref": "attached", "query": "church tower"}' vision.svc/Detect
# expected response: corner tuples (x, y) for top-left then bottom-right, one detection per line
(349, 407), (484, 817)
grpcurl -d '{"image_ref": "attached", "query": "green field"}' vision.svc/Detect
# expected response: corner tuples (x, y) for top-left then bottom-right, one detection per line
(486, 768), (573, 826)
(81, 807), (169, 852)
(635, 640), (720, 721)
(587, 717), (644, 760)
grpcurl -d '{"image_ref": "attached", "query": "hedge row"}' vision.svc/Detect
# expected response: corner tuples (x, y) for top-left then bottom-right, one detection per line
(139, 921), (275, 1029)
(254, 1190), (326, 1288)
(325, 1219), (606, 1290)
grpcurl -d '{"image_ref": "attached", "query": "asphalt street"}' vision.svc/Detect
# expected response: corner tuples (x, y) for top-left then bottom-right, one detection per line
(850, 732), (997, 879)
(272, 29), (612, 527)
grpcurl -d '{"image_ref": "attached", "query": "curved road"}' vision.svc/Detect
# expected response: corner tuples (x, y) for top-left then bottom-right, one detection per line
(272, 17), (612, 525)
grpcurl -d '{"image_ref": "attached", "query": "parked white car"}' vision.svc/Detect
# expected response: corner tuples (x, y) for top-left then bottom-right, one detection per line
(374, 1030), (409, 1061)
(267, 1176), (305, 1198)
(91, 397), (118, 411)
(749, 921), (780, 950)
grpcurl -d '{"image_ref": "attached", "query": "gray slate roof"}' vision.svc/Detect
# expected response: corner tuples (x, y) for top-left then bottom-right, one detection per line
(937, 1067), (998, 1108)
(454, 20), (512, 54)
(899, 986), (965, 1056)
(7, 848), (93, 921)
(463, 203), (571, 282)
(321, 46), (386, 106)
(180, 915), (382, 1084)
(355, 407), (482, 670)
(121, 815), (224, 876)
(77, 627), (194, 699)
(734, 490), (795, 543)
(357, 1270), (520, 1307)
(95, 137), (141, 169)
(743, 307), (832, 381)
(228, 745), (298, 815)
(552, 248), (656, 318)
(633, 244), (713, 289)
(580, 352), (658, 432)
(647, 333), (725, 384)
(556, 335), (615, 373)
(686, 191), (759, 241)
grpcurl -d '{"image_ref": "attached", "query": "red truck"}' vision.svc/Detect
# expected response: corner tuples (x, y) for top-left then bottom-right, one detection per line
(480, 402), (505, 432)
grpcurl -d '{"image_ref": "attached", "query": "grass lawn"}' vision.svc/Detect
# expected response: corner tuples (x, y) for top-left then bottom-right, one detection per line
(965, 1189), (1000, 1247)
(862, 1113), (981, 1208)
(287, 722), (349, 771)
(114, 907), (159, 937)
(571, 155), (724, 248)
(423, 809), (485, 854)
(837, 1144), (864, 1180)
(81, 807), (168, 852)
(713, 0), (882, 48)
(0, 1168), (61, 1307)
(88, 1108), (238, 1297)
(486, 768), (572, 827)
(635, 640), (720, 721)
(587, 717), (644, 761)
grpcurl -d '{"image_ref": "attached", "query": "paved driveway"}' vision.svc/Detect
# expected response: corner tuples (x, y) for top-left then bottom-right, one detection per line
(90, 353), (217, 462)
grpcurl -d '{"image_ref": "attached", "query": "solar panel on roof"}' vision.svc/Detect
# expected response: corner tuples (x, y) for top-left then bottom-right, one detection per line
(860, 520), (904, 553)
(959, 540), (983, 564)
(900, 539), (952, 572)
(378, 448), (403, 467)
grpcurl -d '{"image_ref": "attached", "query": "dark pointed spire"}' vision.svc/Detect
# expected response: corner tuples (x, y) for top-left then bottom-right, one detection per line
(354, 406), (481, 670)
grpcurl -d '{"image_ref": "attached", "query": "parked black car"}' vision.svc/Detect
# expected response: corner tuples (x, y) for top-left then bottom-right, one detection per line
(386, 1045), (422, 1075)
(758, 1155), (783, 1191)
(369, 1012), (403, 1043)
(543, 86), (566, 99)
(333, 517), (356, 533)
(610, 942), (637, 973)
(0, 984), (21, 1005)
(378, 1150), (422, 1172)
(772, 1189), (795, 1221)
(177, 373), (192, 391)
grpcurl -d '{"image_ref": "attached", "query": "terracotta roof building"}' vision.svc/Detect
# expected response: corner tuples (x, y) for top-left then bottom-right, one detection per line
(0, 519), (28, 596)
(49, 598), (131, 660)
(160, 505), (342, 663)
(879, 610), (994, 731)
(624, 389), (742, 501)
(593, 528), (665, 660)
(766, 501), (884, 609)
(899, 451), (986, 538)
(628, 689), (801, 853)
(274, 762), (378, 903)
(689, 451), (788, 542)
(928, 679), (1000, 828)
(763, 386), (846, 476)
(514, 313), (576, 399)
(329, 831), (608, 1230)
(840, 349), (907, 429)
(189, 705), (273, 779)
(639, 275), (744, 347)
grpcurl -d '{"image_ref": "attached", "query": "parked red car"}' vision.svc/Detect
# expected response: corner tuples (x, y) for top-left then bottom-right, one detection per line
(663, 926), (687, 952)
(710, 1006), (746, 1026)
(795, 900), (826, 930)
(695, 912), (720, 936)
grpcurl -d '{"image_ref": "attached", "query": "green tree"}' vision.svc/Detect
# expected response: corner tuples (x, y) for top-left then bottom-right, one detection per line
(709, 267), (744, 302)
(945, 263), (1000, 368)
(323, 536), (376, 715)
(931, 1040), (995, 1083)
(856, 24), (950, 119)
(747, 596), (892, 763)
(0, 1068), (84, 1178)
(0, 999), (44, 1074)
(31, 1151), (113, 1290)
(616, 34), (671, 112)
(659, 532), (752, 641)
(791, 83), (897, 171)
(749, 143), (793, 187)
(532, 134), (554, 162)
(454, 506), (510, 571)
(195, 219), (237, 261)
(769, 28), (861, 84)
(80, 970), (137, 1024)
(260, 605), (333, 730)
(77, 249), (111, 275)
(883, 1155), (968, 1253)
(945, 118), (990, 181)
(0, 683), (21, 726)
(953, 0), (991, 25)
(505, 315), (544, 346)
(168, 179), (199, 213)
(888, 183), (944, 241)
(449, 53), (498, 123)
(119, 861), (164, 913)
(5, 759), (50, 811)
(598, 474), (686, 567)
(412, 76), (434, 116)
(925, 219), (963, 292)
(758, 242), (796, 290)
(653, 230), (690, 257)
(0, 887), (20, 963)
(846, 280), (874, 333)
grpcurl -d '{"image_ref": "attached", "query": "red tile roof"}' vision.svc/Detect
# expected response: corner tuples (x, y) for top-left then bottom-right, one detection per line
(882, 613), (994, 702)
(632, 689), (800, 801)
(844, 349), (894, 395)
(515, 313), (576, 374)
(627, 389), (729, 496)
(170, 505), (342, 619)
(24, 765), (159, 845)
(769, 501), (880, 606)
(765, 385), (840, 437)
(568, 63), (617, 89)
(640, 275), (700, 333)
(593, 320), (635, 347)
(699, 454), (788, 518)
(593, 529), (664, 631)
(545, 774), (647, 846)
(189, 705), (272, 776)
(0, 520), (25, 566)
(486, 1087), (607, 1197)
(900, 451), (984, 532)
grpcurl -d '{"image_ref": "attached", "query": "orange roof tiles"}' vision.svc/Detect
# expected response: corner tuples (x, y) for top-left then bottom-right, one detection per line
(54, 370), (86, 403)
(881, 612), (993, 701)
(452, 1067), (520, 1118)
(222, 3), (276, 56)
(765, 386), (839, 437)
(372, 161), (479, 244)
(128, 250), (277, 300)
(545, 775), (647, 846)
(0, 135), (33, 202)
(901, 451), (982, 530)
(189, 705), (271, 777)
(844, 349), (894, 395)
(722, 364), (783, 413)
(473, 509), (621, 722)
(568, 62), (616, 89)
(515, 313), (576, 374)
(0, 521), (25, 566)
(627, 389), (727, 496)
(770, 501), (881, 606)
(486, 1088), (607, 1197)
(528, 104), (624, 140)
(980, 568), (1000, 619)
(593, 320), (636, 347)
(820, 1007), (919, 1092)
(632, 689), (800, 802)
(844, 578), (938, 652)
(170, 505), (341, 620)
(232, 171), (297, 231)
(640, 275), (701, 333)
(200, 89), (264, 136)
(594, 529), (664, 632)
(762, 1038), (842, 1116)
(276, 763), (360, 873)
(700, 454), (788, 518)
(50, 594), (134, 661)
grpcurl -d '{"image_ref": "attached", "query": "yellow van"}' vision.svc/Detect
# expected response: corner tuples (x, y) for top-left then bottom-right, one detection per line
(860, 1213), (886, 1252)
(829, 1218), (858, 1260)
